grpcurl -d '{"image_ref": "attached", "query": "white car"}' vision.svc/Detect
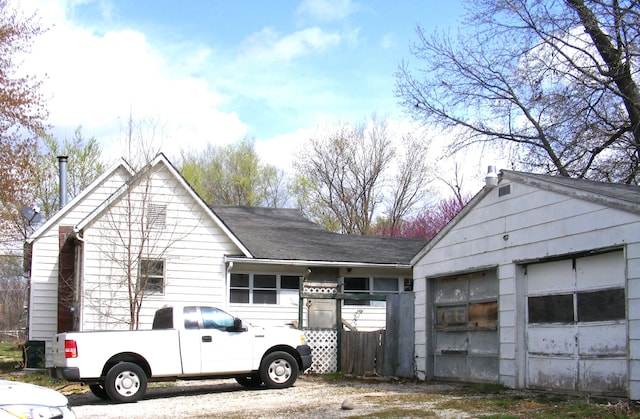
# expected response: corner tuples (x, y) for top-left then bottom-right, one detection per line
(0, 379), (75, 419)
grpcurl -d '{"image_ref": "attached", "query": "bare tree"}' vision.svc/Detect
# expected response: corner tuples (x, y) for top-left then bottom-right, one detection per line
(294, 116), (433, 234)
(396, 0), (640, 183)
(85, 120), (194, 330)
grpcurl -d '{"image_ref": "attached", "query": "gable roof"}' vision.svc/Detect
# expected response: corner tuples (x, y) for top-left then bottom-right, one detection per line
(502, 170), (640, 213)
(211, 205), (427, 266)
(74, 153), (251, 256)
(27, 158), (136, 243)
(411, 170), (640, 264)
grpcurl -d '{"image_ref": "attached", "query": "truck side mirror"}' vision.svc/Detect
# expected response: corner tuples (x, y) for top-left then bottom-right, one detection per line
(226, 317), (247, 332)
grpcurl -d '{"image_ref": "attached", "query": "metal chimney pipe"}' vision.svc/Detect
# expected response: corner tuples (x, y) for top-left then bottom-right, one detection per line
(58, 155), (69, 208)
(485, 165), (499, 188)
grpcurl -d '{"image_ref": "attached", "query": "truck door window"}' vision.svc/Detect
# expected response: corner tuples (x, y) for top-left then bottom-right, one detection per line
(201, 307), (234, 330)
(183, 306), (199, 329)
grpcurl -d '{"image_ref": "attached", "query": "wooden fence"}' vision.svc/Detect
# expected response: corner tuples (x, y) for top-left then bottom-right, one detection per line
(340, 330), (385, 375)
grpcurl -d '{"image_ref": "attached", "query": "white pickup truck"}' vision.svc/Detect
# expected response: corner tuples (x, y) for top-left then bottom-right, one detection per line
(50, 305), (312, 403)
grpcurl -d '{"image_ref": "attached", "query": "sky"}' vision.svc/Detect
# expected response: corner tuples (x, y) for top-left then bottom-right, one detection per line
(18, 0), (496, 194)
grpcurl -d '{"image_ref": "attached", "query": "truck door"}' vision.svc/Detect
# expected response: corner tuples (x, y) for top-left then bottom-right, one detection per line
(197, 307), (254, 374)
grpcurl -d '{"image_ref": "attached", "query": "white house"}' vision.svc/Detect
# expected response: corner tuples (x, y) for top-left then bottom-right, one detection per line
(26, 153), (424, 368)
(412, 169), (640, 399)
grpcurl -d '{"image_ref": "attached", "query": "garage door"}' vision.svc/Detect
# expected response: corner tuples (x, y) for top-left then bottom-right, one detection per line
(432, 270), (499, 382)
(525, 250), (627, 396)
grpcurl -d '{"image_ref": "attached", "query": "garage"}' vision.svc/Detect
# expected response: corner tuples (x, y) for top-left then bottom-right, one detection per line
(525, 250), (627, 396)
(431, 269), (499, 382)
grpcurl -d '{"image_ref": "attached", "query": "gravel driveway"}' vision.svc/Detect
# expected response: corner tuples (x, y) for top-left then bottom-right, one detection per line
(67, 376), (468, 418)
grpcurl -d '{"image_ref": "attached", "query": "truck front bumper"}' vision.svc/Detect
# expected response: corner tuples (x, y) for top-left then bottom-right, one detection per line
(296, 345), (312, 371)
(49, 366), (81, 381)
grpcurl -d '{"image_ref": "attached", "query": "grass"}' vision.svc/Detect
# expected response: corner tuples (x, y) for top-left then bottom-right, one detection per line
(0, 342), (23, 372)
(317, 375), (640, 418)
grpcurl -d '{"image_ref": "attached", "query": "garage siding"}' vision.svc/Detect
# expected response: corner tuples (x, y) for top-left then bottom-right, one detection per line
(413, 176), (640, 399)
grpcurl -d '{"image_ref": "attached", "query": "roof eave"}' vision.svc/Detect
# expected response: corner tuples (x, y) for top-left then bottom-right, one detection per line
(224, 256), (413, 269)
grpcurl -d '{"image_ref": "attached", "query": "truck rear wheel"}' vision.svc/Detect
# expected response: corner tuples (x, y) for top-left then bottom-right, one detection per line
(259, 351), (298, 389)
(89, 383), (109, 400)
(104, 362), (147, 403)
(235, 374), (263, 388)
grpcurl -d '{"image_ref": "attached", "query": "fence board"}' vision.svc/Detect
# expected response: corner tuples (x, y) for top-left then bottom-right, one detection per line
(341, 330), (383, 375)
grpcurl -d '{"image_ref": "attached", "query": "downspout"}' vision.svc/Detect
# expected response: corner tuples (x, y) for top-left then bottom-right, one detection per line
(225, 261), (234, 310)
(73, 228), (85, 331)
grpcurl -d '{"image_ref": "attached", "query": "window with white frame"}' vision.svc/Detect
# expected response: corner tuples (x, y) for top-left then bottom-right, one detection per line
(138, 258), (165, 294)
(230, 273), (301, 304)
(343, 276), (406, 306)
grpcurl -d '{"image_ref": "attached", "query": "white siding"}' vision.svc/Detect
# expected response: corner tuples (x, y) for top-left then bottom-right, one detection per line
(28, 167), (131, 360)
(79, 164), (240, 330)
(414, 181), (640, 398)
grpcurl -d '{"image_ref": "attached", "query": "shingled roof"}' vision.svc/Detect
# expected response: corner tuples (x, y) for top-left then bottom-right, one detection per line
(501, 170), (640, 214)
(210, 205), (427, 265)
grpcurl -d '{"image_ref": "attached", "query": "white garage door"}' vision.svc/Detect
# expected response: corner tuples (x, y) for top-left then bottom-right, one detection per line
(525, 250), (627, 396)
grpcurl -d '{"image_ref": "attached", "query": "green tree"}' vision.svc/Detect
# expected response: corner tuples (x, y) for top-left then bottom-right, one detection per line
(0, 0), (47, 244)
(34, 127), (106, 219)
(396, 0), (640, 183)
(180, 138), (289, 207)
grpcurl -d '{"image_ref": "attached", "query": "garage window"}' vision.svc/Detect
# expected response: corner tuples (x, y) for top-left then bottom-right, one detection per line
(528, 294), (574, 323)
(528, 288), (625, 323)
(436, 301), (498, 329)
(578, 288), (625, 322)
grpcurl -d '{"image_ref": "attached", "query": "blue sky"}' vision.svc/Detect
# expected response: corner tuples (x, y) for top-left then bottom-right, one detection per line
(21, 0), (484, 185)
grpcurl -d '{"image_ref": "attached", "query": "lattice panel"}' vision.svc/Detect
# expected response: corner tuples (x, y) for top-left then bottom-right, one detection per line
(303, 285), (337, 295)
(305, 329), (338, 373)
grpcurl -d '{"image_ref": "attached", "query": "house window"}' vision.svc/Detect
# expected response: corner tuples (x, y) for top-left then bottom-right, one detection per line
(343, 276), (404, 306)
(229, 273), (301, 304)
(528, 288), (625, 324)
(138, 259), (164, 294)
(230, 273), (250, 303)
(253, 274), (276, 304)
(148, 203), (167, 229)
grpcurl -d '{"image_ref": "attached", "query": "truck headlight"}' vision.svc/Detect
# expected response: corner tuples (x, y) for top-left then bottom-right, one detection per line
(1, 404), (72, 419)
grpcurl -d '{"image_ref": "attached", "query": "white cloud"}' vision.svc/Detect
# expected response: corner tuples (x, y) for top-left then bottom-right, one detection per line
(238, 27), (342, 63)
(296, 0), (358, 22)
(20, 0), (249, 163)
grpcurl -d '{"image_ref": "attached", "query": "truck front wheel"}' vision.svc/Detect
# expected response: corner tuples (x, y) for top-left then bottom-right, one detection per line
(104, 362), (148, 403)
(259, 351), (298, 389)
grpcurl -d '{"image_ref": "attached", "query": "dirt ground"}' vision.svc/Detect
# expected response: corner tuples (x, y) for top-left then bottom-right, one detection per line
(63, 375), (640, 419)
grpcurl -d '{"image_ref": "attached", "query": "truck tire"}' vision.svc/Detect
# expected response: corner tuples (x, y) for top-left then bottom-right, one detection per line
(235, 374), (263, 388)
(89, 383), (109, 400)
(259, 351), (298, 389)
(104, 362), (147, 403)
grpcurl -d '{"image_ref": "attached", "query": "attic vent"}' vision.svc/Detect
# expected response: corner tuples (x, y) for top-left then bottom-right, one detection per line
(148, 203), (167, 229)
(498, 184), (511, 197)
